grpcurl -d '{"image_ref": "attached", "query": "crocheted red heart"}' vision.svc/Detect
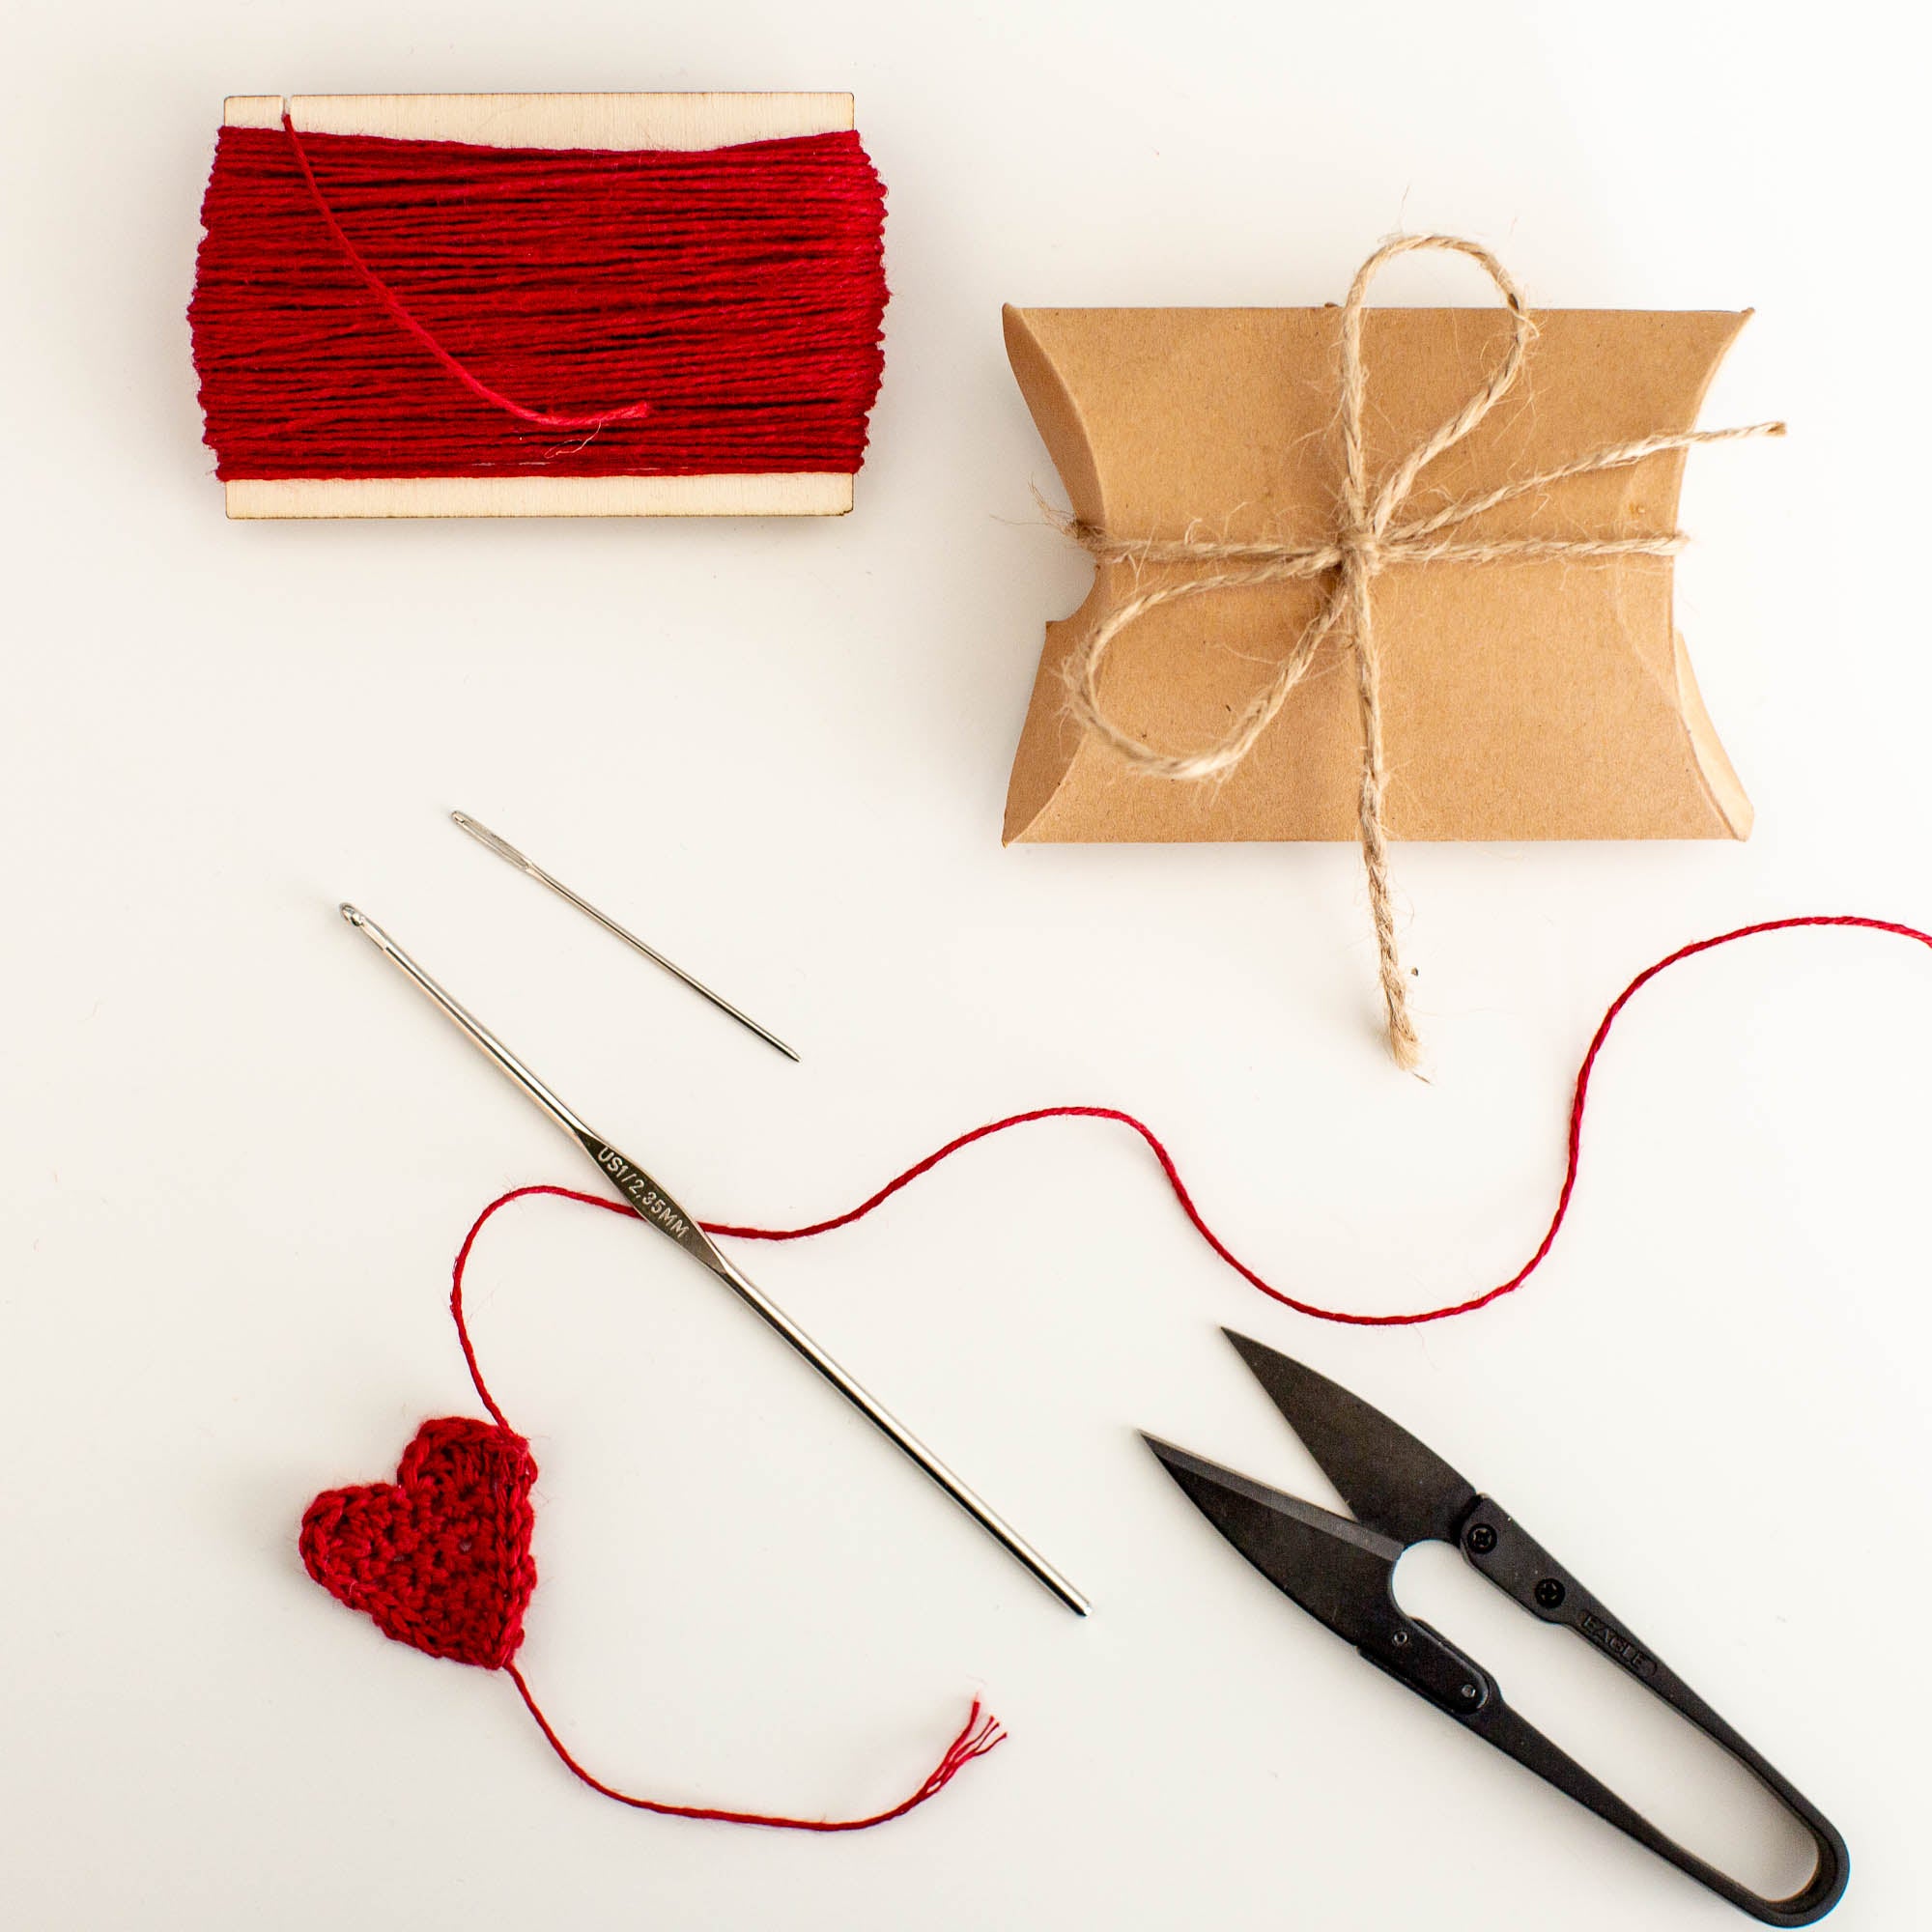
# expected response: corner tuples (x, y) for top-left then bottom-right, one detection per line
(299, 1417), (538, 1670)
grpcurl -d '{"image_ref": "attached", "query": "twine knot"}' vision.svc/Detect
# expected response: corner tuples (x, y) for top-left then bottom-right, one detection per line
(1338, 523), (1383, 573)
(1054, 233), (1783, 1071)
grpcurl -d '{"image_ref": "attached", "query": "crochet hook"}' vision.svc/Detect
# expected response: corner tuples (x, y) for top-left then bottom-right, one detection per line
(338, 904), (1088, 1617)
(451, 811), (799, 1064)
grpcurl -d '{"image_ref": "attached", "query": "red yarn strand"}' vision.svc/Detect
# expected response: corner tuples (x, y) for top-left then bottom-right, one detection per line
(439, 914), (1924, 1826)
(506, 1667), (1005, 1833)
(712, 916), (1932, 1321)
(190, 123), (888, 480)
(449, 914), (1932, 1341)
(448, 1186), (1006, 1829)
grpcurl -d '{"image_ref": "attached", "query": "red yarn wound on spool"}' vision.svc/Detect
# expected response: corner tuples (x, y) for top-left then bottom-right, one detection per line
(190, 121), (888, 480)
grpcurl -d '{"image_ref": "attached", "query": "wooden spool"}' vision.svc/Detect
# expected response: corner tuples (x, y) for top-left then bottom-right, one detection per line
(218, 93), (861, 522)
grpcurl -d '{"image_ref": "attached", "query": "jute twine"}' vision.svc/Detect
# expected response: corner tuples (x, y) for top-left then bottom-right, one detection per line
(1057, 234), (1783, 1070)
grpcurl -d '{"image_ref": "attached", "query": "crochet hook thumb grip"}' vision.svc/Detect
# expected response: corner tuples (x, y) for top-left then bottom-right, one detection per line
(337, 904), (1088, 1617)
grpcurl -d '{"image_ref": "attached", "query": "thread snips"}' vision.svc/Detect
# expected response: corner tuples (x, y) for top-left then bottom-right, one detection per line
(1144, 1332), (1848, 1926)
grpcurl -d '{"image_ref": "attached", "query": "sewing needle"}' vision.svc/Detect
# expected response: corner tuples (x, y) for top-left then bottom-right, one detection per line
(338, 904), (1088, 1617)
(450, 811), (800, 1064)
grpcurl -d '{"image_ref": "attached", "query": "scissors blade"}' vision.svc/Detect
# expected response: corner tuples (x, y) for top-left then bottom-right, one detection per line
(1222, 1331), (1478, 1548)
(1142, 1435), (1405, 1645)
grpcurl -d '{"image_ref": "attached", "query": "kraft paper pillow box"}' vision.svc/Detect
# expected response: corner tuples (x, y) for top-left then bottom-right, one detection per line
(1002, 302), (1756, 845)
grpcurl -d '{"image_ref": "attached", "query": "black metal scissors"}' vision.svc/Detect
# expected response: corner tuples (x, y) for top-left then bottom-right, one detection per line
(1145, 1331), (1848, 1926)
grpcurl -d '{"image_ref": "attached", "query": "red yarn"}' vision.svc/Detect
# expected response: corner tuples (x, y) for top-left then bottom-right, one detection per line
(274, 115), (652, 433)
(312, 1172), (1004, 1830)
(505, 1671), (1004, 1833)
(305, 914), (1923, 1829)
(191, 122), (888, 480)
(456, 914), (1932, 1329)
(298, 1399), (999, 1830)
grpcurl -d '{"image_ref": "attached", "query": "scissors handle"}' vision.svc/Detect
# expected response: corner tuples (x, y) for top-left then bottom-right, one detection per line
(1456, 1497), (1849, 1926)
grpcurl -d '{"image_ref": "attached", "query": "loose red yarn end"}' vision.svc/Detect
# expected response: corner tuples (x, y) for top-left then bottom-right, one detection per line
(506, 1668), (1005, 1833)
(445, 1188), (1003, 1830)
(190, 121), (888, 481)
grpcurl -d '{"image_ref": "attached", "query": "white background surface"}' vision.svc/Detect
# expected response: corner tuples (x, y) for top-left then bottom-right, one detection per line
(4, 3), (1928, 1926)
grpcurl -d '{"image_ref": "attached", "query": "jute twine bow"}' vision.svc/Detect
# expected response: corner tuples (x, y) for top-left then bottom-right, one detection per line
(1057, 234), (1783, 1071)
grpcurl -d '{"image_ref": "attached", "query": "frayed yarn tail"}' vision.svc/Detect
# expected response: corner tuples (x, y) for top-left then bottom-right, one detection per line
(507, 1664), (1005, 1833)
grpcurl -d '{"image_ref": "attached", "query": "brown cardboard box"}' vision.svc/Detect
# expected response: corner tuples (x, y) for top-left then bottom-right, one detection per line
(1003, 304), (1754, 845)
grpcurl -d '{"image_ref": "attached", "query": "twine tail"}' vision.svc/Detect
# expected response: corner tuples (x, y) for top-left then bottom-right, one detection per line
(1345, 556), (1422, 1071)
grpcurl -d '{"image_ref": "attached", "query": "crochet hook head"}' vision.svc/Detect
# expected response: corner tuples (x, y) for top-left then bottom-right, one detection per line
(450, 811), (800, 1063)
(337, 903), (1087, 1616)
(340, 904), (590, 1143)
